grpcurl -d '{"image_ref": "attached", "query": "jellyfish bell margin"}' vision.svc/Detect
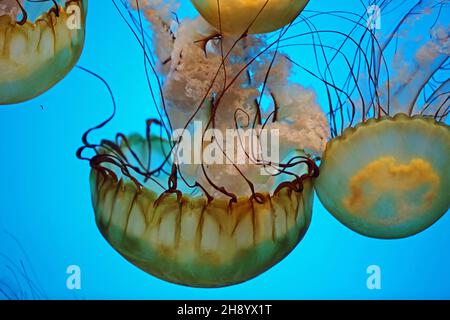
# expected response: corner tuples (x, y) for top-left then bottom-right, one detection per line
(88, 134), (318, 288)
(190, 0), (309, 35)
(0, 0), (87, 105)
(315, 114), (450, 239)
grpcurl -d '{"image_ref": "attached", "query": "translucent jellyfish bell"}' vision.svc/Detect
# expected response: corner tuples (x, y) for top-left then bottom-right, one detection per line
(190, 0), (309, 35)
(0, 0), (87, 105)
(89, 135), (317, 287)
(314, 1), (450, 239)
(316, 115), (450, 239)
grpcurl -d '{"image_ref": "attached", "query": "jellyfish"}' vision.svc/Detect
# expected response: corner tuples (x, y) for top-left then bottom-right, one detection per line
(78, 0), (329, 287)
(0, 0), (87, 105)
(189, 0), (310, 35)
(314, 1), (450, 239)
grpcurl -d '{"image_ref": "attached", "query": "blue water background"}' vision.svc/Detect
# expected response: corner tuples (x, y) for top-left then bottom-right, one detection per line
(0, 0), (449, 299)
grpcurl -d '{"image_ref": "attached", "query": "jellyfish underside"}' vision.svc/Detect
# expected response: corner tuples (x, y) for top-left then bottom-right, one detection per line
(90, 135), (315, 287)
(75, 0), (330, 287)
(315, 114), (450, 239)
(190, 0), (309, 35)
(0, 0), (87, 105)
(0, 232), (47, 299)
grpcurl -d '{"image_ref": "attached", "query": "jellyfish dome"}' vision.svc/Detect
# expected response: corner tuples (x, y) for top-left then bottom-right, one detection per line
(0, 0), (87, 105)
(314, 1), (450, 239)
(317, 115), (449, 239)
(79, 0), (329, 287)
(190, 0), (309, 35)
(89, 138), (318, 287)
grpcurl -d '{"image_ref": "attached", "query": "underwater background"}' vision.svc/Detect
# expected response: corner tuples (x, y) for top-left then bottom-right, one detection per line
(0, 0), (449, 299)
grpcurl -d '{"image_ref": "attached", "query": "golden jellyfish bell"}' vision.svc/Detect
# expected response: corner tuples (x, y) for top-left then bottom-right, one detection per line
(88, 135), (318, 287)
(313, 1), (450, 240)
(315, 115), (450, 239)
(0, 0), (87, 105)
(190, 0), (309, 35)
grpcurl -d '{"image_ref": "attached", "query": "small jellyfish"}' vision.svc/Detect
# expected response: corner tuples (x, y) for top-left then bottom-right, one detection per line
(314, 1), (450, 239)
(0, 0), (87, 105)
(78, 0), (329, 287)
(190, 0), (310, 35)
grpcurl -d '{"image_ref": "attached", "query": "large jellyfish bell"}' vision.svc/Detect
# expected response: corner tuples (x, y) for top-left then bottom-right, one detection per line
(190, 0), (310, 35)
(0, 0), (87, 105)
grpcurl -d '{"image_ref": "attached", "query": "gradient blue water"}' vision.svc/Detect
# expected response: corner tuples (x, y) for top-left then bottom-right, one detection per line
(0, 0), (449, 299)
